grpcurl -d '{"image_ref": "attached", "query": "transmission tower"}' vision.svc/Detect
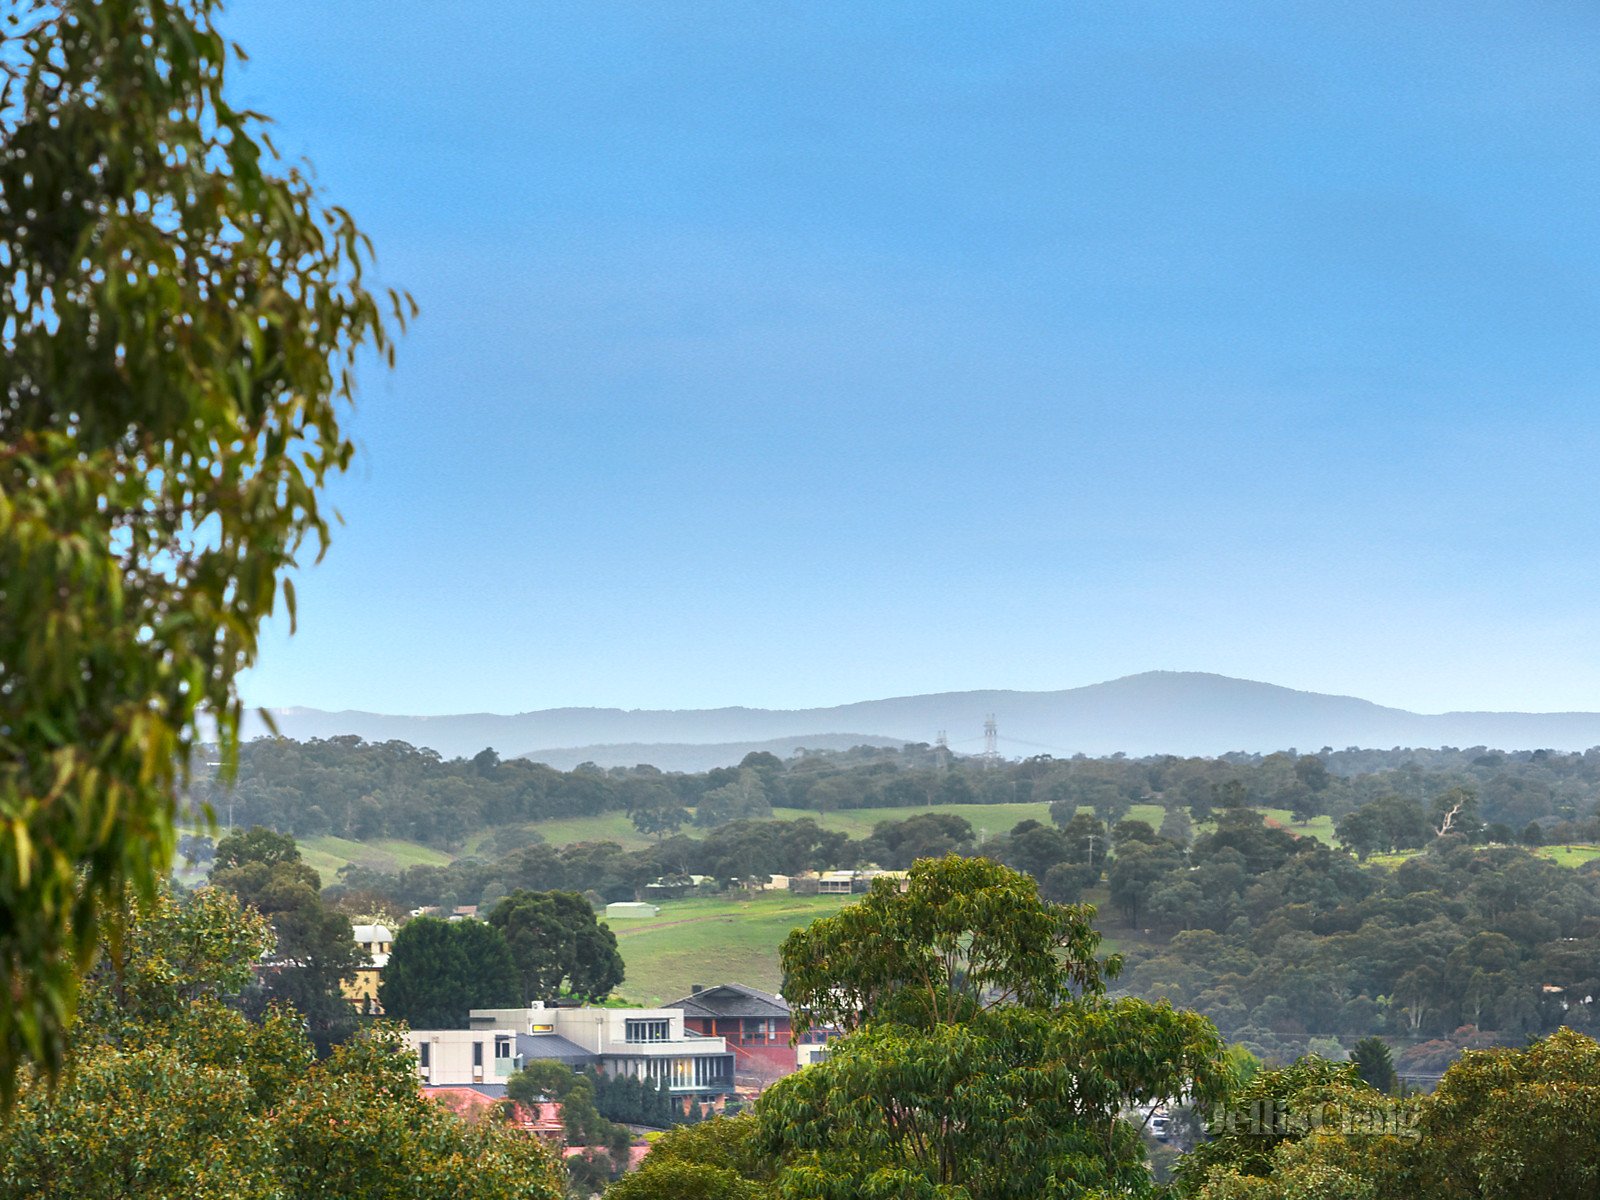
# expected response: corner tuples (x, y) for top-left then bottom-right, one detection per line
(934, 730), (950, 773)
(982, 714), (999, 767)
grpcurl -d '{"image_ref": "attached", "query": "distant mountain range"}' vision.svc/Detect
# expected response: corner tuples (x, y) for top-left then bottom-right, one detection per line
(247, 672), (1600, 770)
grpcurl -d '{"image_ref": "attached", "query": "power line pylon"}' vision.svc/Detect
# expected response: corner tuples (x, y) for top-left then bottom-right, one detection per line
(982, 714), (999, 767)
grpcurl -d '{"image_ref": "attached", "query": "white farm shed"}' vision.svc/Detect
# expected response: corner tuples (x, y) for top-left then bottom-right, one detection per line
(605, 901), (660, 919)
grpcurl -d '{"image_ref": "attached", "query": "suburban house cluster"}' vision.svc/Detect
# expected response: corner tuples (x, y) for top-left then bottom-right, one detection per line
(400, 982), (822, 1117)
(336, 923), (827, 1094)
(337, 902), (844, 1151)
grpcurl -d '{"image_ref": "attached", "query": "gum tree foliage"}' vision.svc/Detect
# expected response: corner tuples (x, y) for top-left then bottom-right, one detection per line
(761, 856), (1228, 1200)
(1184, 1030), (1600, 1200)
(1173, 1055), (1369, 1191)
(488, 888), (624, 1002)
(506, 1061), (630, 1157)
(1403, 1028), (1600, 1199)
(602, 1115), (772, 1200)
(0, 887), (562, 1199)
(779, 854), (1114, 1036)
(208, 827), (366, 1049)
(0, 0), (410, 1101)
(377, 915), (520, 1028)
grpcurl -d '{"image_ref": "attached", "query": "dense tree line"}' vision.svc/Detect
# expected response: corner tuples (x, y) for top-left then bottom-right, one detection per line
(212, 736), (1600, 1070)
(194, 735), (1600, 850)
(328, 817), (854, 912)
(337, 806), (1600, 1068)
(1111, 811), (1600, 1065)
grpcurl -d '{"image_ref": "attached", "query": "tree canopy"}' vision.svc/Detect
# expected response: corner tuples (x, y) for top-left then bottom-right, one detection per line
(0, 0), (409, 1102)
(1181, 1030), (1600, 1200)
(208, 827), (366, 1050)
(378, 916), (520, 1028)
(780, 854), (1115, 1036)
(0, 887), (560, 1199)
(488, 889), (624, 1003)
(757, 856), (1227, 1199)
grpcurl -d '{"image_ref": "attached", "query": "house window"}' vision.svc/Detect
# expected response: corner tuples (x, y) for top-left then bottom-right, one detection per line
(418, 1043), (431, 1068)
(742, 1018), (772, 1042)
(672, 1058), (693, 1088)
(472, 1041), (484, 1068)
(625, 1019), (670, 1043)
(495, 1037), (513, 1060)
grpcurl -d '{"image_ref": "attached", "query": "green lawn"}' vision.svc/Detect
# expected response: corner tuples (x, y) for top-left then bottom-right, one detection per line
(1354, 843), (1600, 870)
(610, 886), (1133, 1006)
(521, 812), (657, 851)
(298, 834), (452, 883)
(608, 892), (853, 1005)
(1257, 809), (1338, 845)
(1533, 843), (1600, 868)
(1363, 849), (1422, 868)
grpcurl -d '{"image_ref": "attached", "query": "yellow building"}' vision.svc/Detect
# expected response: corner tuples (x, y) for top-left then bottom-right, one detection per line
(342, 923), (393, 1016)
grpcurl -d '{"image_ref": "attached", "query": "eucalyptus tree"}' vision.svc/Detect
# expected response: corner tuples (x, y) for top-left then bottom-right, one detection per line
(0, 0), (410, 1101)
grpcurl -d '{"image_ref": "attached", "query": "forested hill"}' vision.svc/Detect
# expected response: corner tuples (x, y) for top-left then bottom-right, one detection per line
(196, 737), (1600, 1070)
(250, 672), (1600, 765)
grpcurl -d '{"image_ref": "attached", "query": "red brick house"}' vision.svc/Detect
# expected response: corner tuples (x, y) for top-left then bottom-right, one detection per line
(667, 983), (796, 1087)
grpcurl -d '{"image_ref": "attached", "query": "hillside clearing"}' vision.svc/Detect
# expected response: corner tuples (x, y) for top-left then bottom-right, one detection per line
(609, 892), (852, 1004)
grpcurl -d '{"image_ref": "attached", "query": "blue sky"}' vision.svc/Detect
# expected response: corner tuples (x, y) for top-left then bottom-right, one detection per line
(230, 1), (1600, 716)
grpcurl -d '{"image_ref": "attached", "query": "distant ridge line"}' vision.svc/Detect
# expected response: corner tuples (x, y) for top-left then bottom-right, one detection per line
(245, 671), (1600, 768)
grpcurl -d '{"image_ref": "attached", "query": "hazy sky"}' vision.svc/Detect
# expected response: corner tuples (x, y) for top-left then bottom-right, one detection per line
(230, 1), (1600, 717)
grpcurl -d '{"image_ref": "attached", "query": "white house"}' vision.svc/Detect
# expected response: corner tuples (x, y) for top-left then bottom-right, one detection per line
(406, 1003), (735, 1100)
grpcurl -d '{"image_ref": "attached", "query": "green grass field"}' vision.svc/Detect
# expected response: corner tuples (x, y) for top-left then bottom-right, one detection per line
(1364, 849), (1421, 868)
(1341, 843), (1600, 870)
(1257, 809), (1338, 845)
(609, 892), (853, 1005)
(519, 812), (656, 850)
(1533, 843), (1600, 868)
(609, 887), (1133, 1006)
(298, 835), (453, 883)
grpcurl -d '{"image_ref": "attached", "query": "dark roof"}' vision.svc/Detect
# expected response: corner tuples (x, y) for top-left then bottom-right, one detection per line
(667, 982), (791, 1020)
(516, 1033), (600, 1065)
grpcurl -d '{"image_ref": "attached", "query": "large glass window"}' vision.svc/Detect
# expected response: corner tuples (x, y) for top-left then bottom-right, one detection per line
(625, 1019), (670, 1043)
(472, 1041), (484, 1067)
(693, 1056), (729, 1087)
